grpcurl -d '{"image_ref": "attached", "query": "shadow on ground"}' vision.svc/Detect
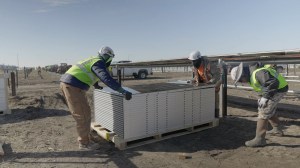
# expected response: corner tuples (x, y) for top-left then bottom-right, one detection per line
(0, 109), (70, 125)
(1, 96), (299, 167)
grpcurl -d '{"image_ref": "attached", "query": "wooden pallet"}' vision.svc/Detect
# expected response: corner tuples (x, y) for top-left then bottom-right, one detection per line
(91, 119), (219, 150)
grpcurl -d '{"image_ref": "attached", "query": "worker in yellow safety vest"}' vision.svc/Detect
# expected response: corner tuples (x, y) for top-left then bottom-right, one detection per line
(60, 46), (132, 150)
(231, 62), (288, 147)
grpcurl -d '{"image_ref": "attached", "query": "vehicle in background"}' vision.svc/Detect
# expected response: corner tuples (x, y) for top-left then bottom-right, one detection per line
(45, 64), (59, 73)
(110, 60), (153, 79)
(57, 63), (72, 74)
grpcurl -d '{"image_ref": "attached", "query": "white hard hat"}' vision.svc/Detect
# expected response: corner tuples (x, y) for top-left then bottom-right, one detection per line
(98, 46), (115, 57)
(188, 51), (201, 60)
(230, 62), (244, 85)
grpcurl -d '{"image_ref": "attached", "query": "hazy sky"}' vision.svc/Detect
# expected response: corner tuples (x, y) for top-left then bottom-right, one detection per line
(1, 0), (300, 67)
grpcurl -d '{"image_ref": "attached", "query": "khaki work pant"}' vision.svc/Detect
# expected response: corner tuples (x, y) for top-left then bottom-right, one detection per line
(60, 82), (91, 145)
(258, 92), (286, 120)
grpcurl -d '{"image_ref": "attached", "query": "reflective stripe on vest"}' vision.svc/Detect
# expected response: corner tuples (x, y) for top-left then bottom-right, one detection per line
(250, 67), (288, 92)
(66, 56), (101, 86)
(76, 63), (96, 83)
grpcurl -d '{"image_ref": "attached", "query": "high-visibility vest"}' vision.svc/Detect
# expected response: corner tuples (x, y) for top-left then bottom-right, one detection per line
(66, 56), (101, 86)
(250, 67), (288, 92)
(196, 63), (211, 83)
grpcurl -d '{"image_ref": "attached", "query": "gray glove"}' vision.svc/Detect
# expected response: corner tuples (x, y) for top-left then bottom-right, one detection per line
(122, 90), (132, 100)
(258, 97), (269, 108)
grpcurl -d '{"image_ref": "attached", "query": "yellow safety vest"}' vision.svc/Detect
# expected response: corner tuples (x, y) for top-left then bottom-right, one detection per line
(250, 67), (288, 92)
(66, 56), (101, 86)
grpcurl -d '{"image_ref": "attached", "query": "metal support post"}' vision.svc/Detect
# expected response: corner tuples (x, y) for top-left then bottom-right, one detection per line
(222, 65), (228, 117)
(11, 72), (16, 96)
(218, 59), (227, 117)
(117, 65), (122, 85)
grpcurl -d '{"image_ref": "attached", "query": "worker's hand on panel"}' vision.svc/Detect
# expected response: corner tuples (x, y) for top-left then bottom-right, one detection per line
(123, 90), (132, 100)
(258, 97), (269, 108)
(190, 79), (199, 86)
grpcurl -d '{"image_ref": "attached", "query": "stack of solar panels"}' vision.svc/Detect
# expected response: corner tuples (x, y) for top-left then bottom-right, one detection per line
(93, 85), (215, 141)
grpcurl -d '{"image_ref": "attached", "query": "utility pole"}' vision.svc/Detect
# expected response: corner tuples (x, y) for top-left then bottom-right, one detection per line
(17, 53), (19, 87)
(17, 53), (19, 68)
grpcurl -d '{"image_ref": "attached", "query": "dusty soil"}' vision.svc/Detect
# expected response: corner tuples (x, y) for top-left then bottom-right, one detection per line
(0, 70), (299, 168)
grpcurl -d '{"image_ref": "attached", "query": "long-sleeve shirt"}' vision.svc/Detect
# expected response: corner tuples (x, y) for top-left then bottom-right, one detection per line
(250, 67), (288, 99)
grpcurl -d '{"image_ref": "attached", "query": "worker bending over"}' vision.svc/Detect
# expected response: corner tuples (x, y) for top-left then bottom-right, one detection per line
(231, 62), (288, 147)
(60, 46), (132, 150)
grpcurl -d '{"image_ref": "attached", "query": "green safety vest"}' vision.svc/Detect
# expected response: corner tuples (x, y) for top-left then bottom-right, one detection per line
(66, 56), (101, 86)
(250, 67), (288, 92)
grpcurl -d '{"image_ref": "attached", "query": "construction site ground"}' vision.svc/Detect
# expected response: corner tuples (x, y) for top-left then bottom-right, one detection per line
(0, 70), (299, 168)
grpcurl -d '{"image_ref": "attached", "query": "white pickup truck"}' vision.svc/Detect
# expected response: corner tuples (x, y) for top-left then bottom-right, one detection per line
(110, 61), (153, 79)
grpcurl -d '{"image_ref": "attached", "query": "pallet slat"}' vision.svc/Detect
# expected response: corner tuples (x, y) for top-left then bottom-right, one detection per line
(90, 122), (115, 141)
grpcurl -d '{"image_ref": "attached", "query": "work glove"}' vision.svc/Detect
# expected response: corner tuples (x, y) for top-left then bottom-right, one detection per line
(258, 97), (269, 108)
(93, 83), (103, 90)
(122, 90), (132, 100)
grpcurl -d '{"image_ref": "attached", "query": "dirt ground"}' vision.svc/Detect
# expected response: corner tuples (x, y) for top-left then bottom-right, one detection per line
(0, 69), (299, 168)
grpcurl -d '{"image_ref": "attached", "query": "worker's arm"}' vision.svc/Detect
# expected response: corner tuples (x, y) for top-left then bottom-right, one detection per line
(255, 70), (279, 99)
(91, 61), (125, 93)
(206, 60), (222, 93)
(191, 67), (202, 86)
(208, 61), (221, 84)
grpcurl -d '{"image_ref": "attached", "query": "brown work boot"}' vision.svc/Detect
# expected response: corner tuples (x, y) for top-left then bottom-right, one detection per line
(245, 119), (268, 147)
(245, 137), (267, 147)
(267, 127), (284, 137)
(267, 116), (284, 137)
(79, 141), (101, 150)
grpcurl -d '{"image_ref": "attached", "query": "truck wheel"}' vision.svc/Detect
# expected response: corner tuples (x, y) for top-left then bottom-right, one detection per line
(138, 71), (147, 79)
